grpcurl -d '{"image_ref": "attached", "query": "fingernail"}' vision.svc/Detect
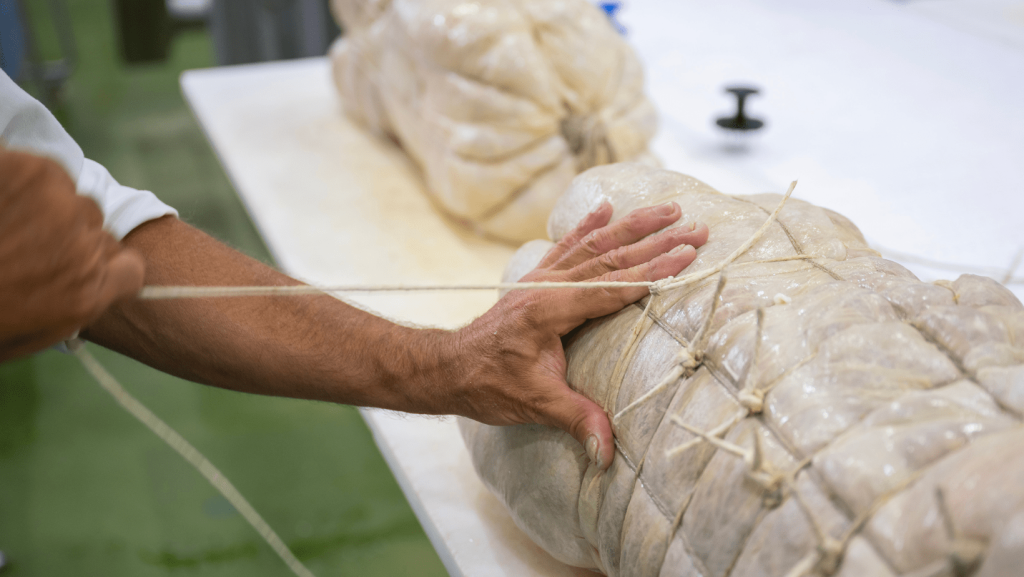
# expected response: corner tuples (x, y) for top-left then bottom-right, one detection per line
(585, 434), (603, 468)
(656, 202), (676, 216)
(670, 244), (694, 255)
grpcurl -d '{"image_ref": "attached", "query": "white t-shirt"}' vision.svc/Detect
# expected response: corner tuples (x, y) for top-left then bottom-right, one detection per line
(0, 70), (178, 239)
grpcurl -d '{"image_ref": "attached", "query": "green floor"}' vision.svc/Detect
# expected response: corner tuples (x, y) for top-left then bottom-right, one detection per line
(0, 2), (447, 575)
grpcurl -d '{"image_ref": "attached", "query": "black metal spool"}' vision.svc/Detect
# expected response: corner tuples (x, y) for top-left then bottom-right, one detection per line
(716, 86), (764, 132)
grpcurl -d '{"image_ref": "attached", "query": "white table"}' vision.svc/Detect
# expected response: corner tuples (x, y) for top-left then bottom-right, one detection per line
(181, 2), (1024, 574)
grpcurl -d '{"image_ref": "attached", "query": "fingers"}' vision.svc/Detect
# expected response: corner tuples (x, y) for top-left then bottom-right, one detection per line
(543, 243), (699, 333)
(565, 222), (708, 282)
(538, 202), (613, 269)
(0, 148), (141, 360)
(534, 381), (615, 470)
(549, 202), (683, 271)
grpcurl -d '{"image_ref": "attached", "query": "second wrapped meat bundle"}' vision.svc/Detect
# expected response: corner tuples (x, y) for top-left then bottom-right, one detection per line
(329, 0), (658, 242)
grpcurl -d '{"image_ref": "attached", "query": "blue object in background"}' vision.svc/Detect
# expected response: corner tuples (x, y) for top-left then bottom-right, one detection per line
(0, 0), (25, 80)
(600, 2), (627, 35)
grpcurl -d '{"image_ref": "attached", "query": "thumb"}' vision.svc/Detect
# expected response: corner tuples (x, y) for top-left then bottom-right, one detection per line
(538, 383), (615, 470)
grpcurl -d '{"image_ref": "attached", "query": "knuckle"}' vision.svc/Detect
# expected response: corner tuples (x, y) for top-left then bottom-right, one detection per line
(623, 211), (648, 232)
(640, 260), (659, 282)
(581, 230), (605, 254)
(555, 234), (577, 253)
(544, 237), (579, 270)
(596, 250), (621, 272)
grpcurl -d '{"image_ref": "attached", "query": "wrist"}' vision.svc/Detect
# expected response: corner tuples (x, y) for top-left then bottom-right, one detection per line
(373, 325), (463, 415)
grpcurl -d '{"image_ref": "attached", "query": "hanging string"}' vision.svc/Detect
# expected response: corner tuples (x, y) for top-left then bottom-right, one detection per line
(70, 341), (316, 577)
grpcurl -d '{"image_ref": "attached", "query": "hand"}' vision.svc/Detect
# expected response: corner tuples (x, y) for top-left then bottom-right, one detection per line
(446, 201), (709, 469)
(0, 148), (145, 362)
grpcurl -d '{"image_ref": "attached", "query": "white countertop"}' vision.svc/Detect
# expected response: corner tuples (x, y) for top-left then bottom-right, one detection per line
(180, 2), (1023, 574)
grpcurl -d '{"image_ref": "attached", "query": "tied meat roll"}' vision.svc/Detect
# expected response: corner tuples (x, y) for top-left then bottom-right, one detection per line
(328, 0), (658, 243)
(460, 163), (1024, 577)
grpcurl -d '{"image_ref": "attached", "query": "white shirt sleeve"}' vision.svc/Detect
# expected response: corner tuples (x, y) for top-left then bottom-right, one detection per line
(1, 69), (178, 240)
(2, 70), (180, 353)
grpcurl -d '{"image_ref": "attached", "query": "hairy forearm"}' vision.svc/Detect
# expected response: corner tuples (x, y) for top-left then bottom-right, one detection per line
(78, 200), (703, 472)
(82, 216), (455, 411)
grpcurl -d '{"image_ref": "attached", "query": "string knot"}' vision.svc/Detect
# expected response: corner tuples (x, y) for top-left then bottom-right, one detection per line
(738, 389), (765, 413)
(746, 469), (785, 508)
(678, 348), (700, 372)
(742, 428), (784, 507)
(561, 112), (612, 170)
(815, 538), (844, 576)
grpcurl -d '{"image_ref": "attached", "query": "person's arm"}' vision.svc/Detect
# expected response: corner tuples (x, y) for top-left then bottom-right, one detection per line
(0, 148), (144, 362)
(83, 205), (708, 469)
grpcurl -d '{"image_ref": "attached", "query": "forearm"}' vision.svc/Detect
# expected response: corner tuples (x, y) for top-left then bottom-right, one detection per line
(82, 216), (455, 411)
(80, 200), (705, 472)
